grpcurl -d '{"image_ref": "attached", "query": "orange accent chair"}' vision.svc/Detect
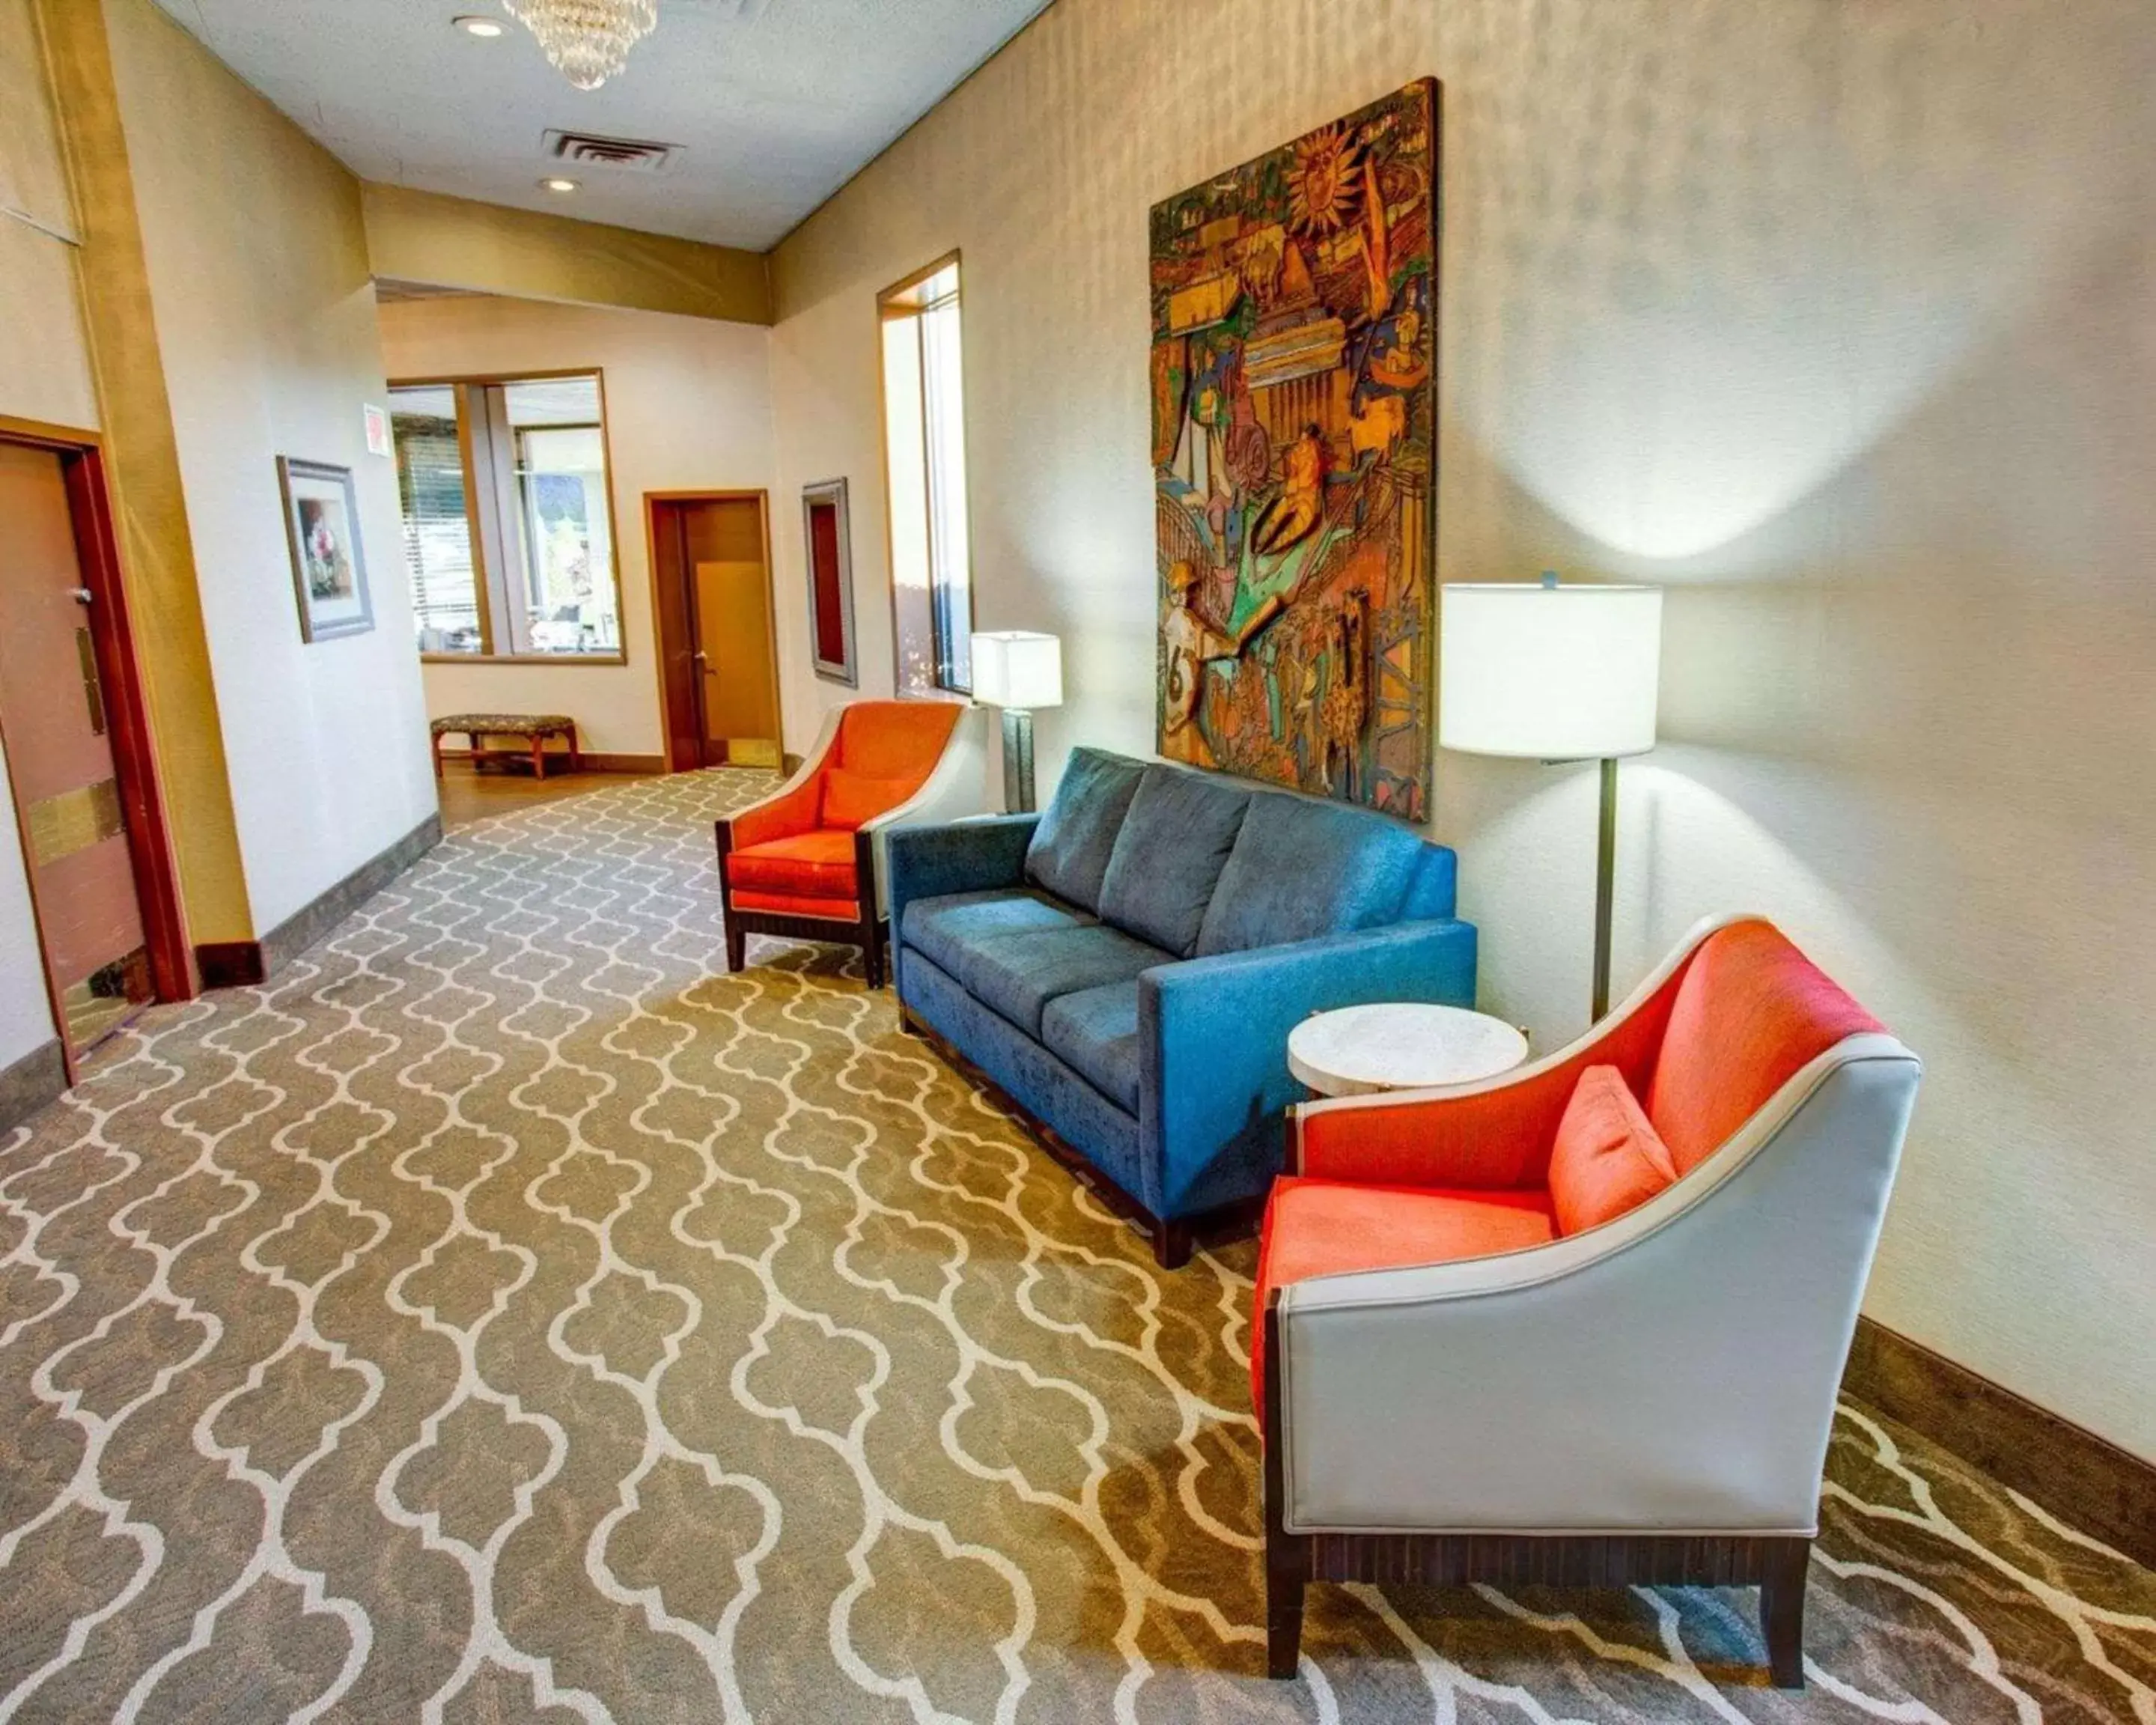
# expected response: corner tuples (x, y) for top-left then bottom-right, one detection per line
(716, 701), (987, 987)
(1255, 916), (1921, 1688)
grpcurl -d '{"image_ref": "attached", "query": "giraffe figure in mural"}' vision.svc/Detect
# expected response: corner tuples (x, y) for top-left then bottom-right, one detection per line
(1320, 591), (1369, 800)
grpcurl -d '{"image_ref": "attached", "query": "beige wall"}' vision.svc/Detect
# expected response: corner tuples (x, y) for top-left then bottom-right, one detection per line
(377, 294), (778, 758)
(769, 0), (2156, 1457)
(102, 0), (436, 934)
(0, 0), (95, 1066)
(362, 183), (771, 325)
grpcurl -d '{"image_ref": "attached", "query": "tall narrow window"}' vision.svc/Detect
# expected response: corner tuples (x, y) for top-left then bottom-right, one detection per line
(879, 257), (972, 694)
(389, 371), (623, 659)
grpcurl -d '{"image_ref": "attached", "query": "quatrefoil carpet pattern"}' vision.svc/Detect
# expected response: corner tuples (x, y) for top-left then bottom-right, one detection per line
(1, 769), (2150, 1723)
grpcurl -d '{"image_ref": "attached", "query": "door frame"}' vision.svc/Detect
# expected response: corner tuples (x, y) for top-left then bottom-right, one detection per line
(0, 415), (193, 1077)
(644, 489), (781, 773)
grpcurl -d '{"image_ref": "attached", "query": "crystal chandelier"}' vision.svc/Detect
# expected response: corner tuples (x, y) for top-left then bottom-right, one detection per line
(500, 0), (659, 90)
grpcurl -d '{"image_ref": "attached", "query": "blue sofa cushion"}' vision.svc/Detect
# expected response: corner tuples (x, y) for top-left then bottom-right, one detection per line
(1025, 746), (1146, 913)
(1039, 980), (1142, 1113)
(956, 923), (1172, 1037)
(1096, 766), (1251, 958)
(1195, 792), (1429, 955)
(901, 888), (1095, 982)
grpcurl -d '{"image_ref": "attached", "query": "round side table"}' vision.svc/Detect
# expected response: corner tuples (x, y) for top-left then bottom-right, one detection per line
(1287, 1003), (1529, 1098)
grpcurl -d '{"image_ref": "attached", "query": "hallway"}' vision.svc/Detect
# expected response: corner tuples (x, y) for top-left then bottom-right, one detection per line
(0, 771), (2149, 1722)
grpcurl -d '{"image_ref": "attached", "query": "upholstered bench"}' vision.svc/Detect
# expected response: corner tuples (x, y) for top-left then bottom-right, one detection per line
(429, 713), (582, 780)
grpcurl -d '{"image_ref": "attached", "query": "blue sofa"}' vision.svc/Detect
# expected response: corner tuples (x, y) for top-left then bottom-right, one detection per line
(885, 747), (1478, 1266)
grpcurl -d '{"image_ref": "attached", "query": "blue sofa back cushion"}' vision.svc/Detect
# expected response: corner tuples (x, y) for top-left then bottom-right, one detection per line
(1194, 791), (1438, 956)
(1025, 746), (1146, 913)
(1096, 764), (1252, 958)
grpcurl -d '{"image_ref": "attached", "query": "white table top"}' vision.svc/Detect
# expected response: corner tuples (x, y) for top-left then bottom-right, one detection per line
(1288, 1003), (1529, 1098)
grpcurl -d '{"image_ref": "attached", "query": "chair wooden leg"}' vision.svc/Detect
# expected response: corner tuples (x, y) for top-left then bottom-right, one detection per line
(1151, 1216), (1194, 1270)
(1261, 1296), (1307, 1679)
(725, 925), (746, 973)
(430, 733), (445, 780)
(531, 735), (547, 781)
(1761, 1539), (1809, 1689)
(566, 722), (582, 774)
(1267, 1537), (1309, 1679)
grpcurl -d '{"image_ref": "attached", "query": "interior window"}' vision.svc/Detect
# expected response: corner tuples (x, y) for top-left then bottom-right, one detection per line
(879, 258), (972, 694)
(390, 372), (621, 658)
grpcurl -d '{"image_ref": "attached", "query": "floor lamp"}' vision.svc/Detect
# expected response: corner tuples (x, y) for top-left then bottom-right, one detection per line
(970, 630), (1063, 812)
(1439, 577), (1663, 1020)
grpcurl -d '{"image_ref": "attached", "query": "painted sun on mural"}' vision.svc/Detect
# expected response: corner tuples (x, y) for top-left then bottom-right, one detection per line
(1151, 80), (1439, 820)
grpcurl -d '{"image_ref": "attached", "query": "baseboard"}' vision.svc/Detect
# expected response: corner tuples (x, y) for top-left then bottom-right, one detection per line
(194, 941), (265, 988)
(1844, 1316), (2156, 1569)
(436, 747), (665, 774)
(0, 1038), (67, 1134)
(196, 813), (442, 990)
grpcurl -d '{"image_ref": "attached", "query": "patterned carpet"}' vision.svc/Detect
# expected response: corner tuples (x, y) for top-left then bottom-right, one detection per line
(1, 767), (2149, 1724)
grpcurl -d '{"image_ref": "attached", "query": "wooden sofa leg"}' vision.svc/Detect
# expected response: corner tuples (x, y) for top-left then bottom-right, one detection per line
(1761, 1539), (1809, 1689)
(725, 925), (746, 973)
(1151, 1217), (1193, 1270)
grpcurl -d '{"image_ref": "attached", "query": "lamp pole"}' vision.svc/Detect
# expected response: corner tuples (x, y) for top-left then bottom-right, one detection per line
(1593, 756), (1617, 1020)
(1002, 708), (1037, 813)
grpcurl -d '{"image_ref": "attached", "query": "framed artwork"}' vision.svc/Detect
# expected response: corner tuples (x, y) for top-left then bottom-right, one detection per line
(803, 477), (857, 686)
(1150, 79), (1440, 820)
(278, 457), (374, 642)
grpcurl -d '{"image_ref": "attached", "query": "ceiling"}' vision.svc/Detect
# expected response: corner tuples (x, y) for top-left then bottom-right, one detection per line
(151, 0), (1056, 252)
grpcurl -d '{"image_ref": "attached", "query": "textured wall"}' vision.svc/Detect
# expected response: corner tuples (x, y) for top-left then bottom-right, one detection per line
(361, 183), (772, 324)
(0, 0), (95, 1065)
(102, 0), (436, 934)
(768, 0), (2156, 1456)
(377, 294), (778, 758)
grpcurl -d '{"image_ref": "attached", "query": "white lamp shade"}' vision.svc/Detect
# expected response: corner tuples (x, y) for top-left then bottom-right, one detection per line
(1439, 583), (1662, 758)
(969, 630), (1063, 710)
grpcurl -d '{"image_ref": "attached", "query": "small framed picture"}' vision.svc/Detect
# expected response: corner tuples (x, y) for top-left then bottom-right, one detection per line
(803, 477), (857, 686)
(278, 457), (374, 642)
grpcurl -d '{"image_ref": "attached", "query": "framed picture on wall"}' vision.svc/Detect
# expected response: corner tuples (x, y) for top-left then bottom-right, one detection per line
(278, 457), (374, 642)
(803, 477), (856, 686)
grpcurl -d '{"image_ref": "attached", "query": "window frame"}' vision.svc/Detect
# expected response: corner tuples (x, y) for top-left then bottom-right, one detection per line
(876, 252), (975, 698)
(389, 366), (630, 667)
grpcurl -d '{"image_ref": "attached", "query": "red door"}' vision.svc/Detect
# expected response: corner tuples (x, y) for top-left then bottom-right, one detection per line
(0, 442), (155, 1061)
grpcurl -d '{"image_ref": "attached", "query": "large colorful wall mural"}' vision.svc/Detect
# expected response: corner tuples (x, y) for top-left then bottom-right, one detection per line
(1150, 80), (1439, 820)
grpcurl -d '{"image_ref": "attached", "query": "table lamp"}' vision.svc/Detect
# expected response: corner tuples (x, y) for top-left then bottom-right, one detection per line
(1439, 576), (1663, 1020)
(969, 630), (1063, 812)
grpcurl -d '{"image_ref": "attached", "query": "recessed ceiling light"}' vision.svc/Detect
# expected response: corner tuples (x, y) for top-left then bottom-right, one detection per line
(454, 15), (505, 37)
(540, 177), (579, 194)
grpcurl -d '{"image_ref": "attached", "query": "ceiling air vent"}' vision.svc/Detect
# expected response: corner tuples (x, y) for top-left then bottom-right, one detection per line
(542, 130), (681, 175)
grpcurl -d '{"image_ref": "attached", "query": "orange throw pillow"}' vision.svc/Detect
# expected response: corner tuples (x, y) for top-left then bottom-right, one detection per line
(820, 768), (916, 830)
(1548, 1065), (1678, 1235)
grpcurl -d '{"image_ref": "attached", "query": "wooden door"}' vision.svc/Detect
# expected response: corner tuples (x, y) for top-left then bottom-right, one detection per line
(0, 442), (155, 1059)
(684, 496), (779, 767)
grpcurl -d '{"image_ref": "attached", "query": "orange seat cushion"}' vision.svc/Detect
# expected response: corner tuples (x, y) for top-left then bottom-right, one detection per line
(1647, 922), (1884, 1174)
(821, 768), (917, 830)
(731, 888), (859, 921)
(1251, 1176), (1556, 1420)
(1547, 1065), (1676, 1236)
(726, 829), (857, 904)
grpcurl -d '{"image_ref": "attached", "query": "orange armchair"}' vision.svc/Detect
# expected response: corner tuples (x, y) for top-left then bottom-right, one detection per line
(716, 700), (987, 986)
(1255, 916), (1921, 1688)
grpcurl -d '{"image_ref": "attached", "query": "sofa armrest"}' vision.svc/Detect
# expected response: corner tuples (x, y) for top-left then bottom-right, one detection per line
(885, 815), (1041, 944)
(859, 706), (993, 913)
(1137, 919), (1478, 1220)
(1271, 1039), (1920, 1535)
